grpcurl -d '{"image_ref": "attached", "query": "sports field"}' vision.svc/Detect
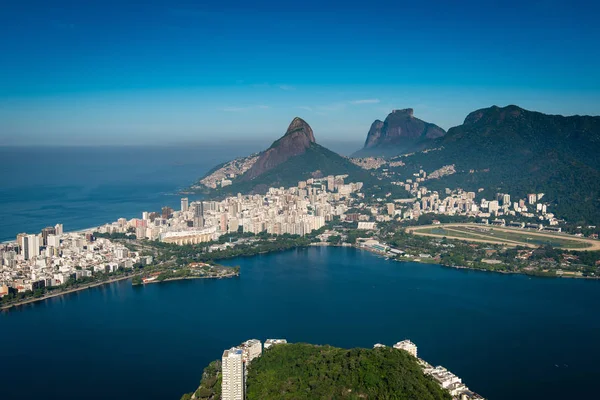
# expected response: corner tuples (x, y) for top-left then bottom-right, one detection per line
(406, 223), (599, 251)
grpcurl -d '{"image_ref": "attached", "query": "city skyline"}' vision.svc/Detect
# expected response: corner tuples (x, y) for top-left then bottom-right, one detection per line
(2, 0), (600, 145)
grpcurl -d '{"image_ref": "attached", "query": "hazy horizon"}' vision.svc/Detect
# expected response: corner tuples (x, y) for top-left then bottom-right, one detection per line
(2, 0), (599, 146)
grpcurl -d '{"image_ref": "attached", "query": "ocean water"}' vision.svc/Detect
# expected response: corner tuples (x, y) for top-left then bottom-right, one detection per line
(0, 145), (265, 242)
(1, 247), (600, 400)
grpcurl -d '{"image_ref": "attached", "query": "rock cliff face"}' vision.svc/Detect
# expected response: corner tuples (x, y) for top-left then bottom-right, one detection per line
(243, 117), (315, 181)
(356, 108), (445, 157)
(363, 120), (384, 149)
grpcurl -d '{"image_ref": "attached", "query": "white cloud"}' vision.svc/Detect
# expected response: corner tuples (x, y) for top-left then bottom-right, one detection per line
(296, 106), (313, 112)
(349, 99), (380, 105)
(278, 85), (295, 91)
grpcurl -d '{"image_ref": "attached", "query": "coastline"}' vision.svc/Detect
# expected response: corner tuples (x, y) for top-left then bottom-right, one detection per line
(3, 239), (596, 312)
(2, 226), (98, 245)
(352, 242), (600, 280)
(1, 274), (136, 311)
(136, 272), (239, 286)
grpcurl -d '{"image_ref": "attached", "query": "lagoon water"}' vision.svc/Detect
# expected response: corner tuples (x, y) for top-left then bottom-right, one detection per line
(2, 146), (600, 399)
(2, 246), (600, 400)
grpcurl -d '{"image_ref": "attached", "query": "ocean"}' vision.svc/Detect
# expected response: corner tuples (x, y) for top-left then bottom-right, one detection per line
(1, 247), (599, 399)
(0, 145), (265, 242)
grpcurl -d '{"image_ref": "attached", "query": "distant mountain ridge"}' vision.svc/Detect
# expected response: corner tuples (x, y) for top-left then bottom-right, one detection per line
(396, 105), (600, 224)
(353, 108), (446, 157)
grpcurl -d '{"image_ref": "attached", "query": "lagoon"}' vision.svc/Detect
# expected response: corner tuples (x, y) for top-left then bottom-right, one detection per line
(1, 247), (599, 399)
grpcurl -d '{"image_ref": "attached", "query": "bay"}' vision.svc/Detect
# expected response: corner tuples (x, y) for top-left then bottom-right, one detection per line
(1, 246), (599, 400)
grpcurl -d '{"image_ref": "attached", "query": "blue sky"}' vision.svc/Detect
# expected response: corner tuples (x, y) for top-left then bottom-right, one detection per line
(1, 0), (599, 147)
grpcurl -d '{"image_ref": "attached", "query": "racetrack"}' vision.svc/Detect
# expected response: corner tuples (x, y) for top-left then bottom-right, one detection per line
(406, 223), (600, 251)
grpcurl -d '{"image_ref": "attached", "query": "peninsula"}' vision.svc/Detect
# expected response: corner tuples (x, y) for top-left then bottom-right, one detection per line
(181, 339), (484, 400)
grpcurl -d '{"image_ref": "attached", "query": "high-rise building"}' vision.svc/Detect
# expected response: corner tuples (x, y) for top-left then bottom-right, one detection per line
(387, 203), (395, 216)
(54, 224), (64, 235)
(327, 175), (335, 192)
(222, 348), (244, 400)
(161, 206), (174, 219)
(240, 339), (262, 363)
(41, 226), (56, 246)
(16, 233), (27, 252)
(220, 213), (228, 232)
(23, 234), (40, 260)
(393, 340), (418, 358)
(193, 202), (204, 228)
(181, 197), (189, 213)
(47, 235), (60, 248)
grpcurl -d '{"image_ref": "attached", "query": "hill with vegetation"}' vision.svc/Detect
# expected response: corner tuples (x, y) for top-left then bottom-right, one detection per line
(181, 343), (451, 400)
(194, 117), (391, 196)
(392, 105), (600, 225)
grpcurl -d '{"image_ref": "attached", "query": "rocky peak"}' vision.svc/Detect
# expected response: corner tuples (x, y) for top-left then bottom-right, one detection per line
(283, 117), (316, 143)
(391, 108), (414, 117)
(242, 117), (317, 181)
(361, 108), (445, 152)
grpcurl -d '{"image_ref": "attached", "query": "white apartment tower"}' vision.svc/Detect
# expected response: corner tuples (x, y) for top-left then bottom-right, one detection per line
(181, 197), (189, 213)
(54, 223), (64, 235)
(393, 340), (418, 358)
(222, 348), (244, 400)
(23, 234), (40, 260)
(241, 339), (262, 363)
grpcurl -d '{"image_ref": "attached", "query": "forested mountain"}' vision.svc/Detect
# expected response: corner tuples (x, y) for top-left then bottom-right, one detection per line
(396, 105), (600, 224)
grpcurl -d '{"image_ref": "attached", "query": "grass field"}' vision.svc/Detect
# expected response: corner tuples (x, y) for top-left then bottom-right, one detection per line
(406, 224), (599, 251)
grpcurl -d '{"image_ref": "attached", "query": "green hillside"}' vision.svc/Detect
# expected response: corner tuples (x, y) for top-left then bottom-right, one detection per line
(212, 143), (381, 195)
(181, 343), (451, 400)
(395, 105), (600, 224)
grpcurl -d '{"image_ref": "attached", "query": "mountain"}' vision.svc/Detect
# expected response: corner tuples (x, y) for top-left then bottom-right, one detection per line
(242, 117), (316, 180)
(353, 108), (446, 157)
(181, 343), (452, 400)
(195, 117), (382, 195)
(395, 105), (600, 224)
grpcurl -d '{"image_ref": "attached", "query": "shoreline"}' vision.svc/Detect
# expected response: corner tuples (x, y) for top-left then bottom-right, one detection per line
(2, 226), (99, 245)
(136, 272), (239, 286)
(351, 242), (600, 280)
(3, 240), (596, 312)
(1, 274), (136, 311)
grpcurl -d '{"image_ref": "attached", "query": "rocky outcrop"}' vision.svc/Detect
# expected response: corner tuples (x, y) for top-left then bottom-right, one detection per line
(242, 117), (316, 180)
(355, 109), (445, 157)
(364, 108), (445, 149)
(363, 120), (384, 149)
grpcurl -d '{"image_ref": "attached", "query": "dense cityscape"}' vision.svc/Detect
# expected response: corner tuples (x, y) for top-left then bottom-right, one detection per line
(2, 168), (599, 304)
